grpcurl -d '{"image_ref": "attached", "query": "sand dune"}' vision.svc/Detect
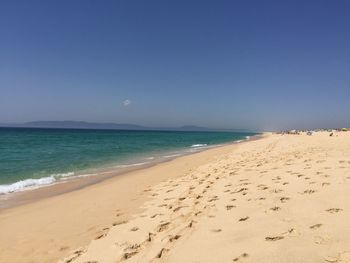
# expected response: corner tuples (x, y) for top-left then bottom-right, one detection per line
(60, 132), (350, 263)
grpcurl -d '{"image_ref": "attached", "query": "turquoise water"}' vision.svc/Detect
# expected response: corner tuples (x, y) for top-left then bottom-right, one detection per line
(0, 128), (257, 194)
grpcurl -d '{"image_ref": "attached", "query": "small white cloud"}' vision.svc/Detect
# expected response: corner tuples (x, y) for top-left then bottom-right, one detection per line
(123, 99), (131, 106)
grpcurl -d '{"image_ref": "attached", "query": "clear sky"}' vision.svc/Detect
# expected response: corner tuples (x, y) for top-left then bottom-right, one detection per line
(1, 0), (349, 131)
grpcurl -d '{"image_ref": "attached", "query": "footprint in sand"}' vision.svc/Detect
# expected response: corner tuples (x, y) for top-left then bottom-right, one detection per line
(271, 189), (283, 193)
(156, 248), (170, 259)
(169, 234), (181, 242)
(112, 220), (128, 226)
(95, 233), (106, 240)
(226, 205), (236, 210)
(233, 253), (249, 261)
(280, 197), (290, 203)
(173, 206), (186, 212)
(233, 187), (249, 193)
(188, 220), (196, 228)
(157, 222), (170, 232)
(310, 224), (323, 229)
(326, 208), (342, 214)
(238, 216), (249, 222)
(123, 251), (138, 260)
(302, 189), (316, 194)
(270, 206), (281, 211)
(265, 236), (284, 241)
(258, 185), (269, 190)
(208, 196), (219, 202)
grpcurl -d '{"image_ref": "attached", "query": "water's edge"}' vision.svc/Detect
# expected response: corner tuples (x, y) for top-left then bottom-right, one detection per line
(0, 134), (262, 210)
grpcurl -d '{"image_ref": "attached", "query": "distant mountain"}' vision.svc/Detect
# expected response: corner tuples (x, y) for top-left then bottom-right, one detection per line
(0, 121), (251, 132)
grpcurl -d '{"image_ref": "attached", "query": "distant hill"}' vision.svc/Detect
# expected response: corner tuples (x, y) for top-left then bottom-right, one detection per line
(0, 121), (251, 132)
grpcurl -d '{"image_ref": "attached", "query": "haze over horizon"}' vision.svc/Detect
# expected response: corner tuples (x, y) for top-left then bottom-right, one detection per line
(1, 1), (350, 131)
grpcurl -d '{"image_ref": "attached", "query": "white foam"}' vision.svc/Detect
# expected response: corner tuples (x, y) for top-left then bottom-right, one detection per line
(162, 154), (181, 158)
(113, 162), (149, 168)
(0, 177), (55, 194)
(53, 172), (75, 178)
(0, 172), (75, 195)
(190, 144), (208, 148)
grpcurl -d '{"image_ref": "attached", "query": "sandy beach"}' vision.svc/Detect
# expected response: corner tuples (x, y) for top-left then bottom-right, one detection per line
(0, 137), (250, 263)
(2, 132), (350, 262)
(2, 1), (349, 262)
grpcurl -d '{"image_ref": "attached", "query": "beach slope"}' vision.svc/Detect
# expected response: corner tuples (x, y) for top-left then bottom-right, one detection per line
(61, 132), (350, 263)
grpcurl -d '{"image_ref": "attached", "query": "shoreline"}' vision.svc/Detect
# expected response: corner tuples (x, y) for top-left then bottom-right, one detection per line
(0, 135), (262, 263)
(0, 135), (260, 210)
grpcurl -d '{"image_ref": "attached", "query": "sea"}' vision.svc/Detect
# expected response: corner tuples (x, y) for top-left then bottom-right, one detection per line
(0, 128), (258, 195)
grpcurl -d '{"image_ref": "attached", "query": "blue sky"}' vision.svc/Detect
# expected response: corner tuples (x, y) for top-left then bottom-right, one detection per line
(0, 0), (349, 131)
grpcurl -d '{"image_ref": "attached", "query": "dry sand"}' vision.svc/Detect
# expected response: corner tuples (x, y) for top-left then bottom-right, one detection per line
(61, 132), (350, 263)
(0, 138), (248, 263)
(2, 132), (350, 263)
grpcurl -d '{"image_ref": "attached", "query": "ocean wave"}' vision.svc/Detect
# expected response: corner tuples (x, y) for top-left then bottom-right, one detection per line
(53, 172), (75, 178)
(113, 162), (149, 168)
(162, 154), (181, 158)
(190, 144), (208, 148)
(0, 172), (75, 195)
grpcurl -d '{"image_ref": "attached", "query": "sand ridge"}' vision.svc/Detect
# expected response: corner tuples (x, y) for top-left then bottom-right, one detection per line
(61, 132), (350, 263)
